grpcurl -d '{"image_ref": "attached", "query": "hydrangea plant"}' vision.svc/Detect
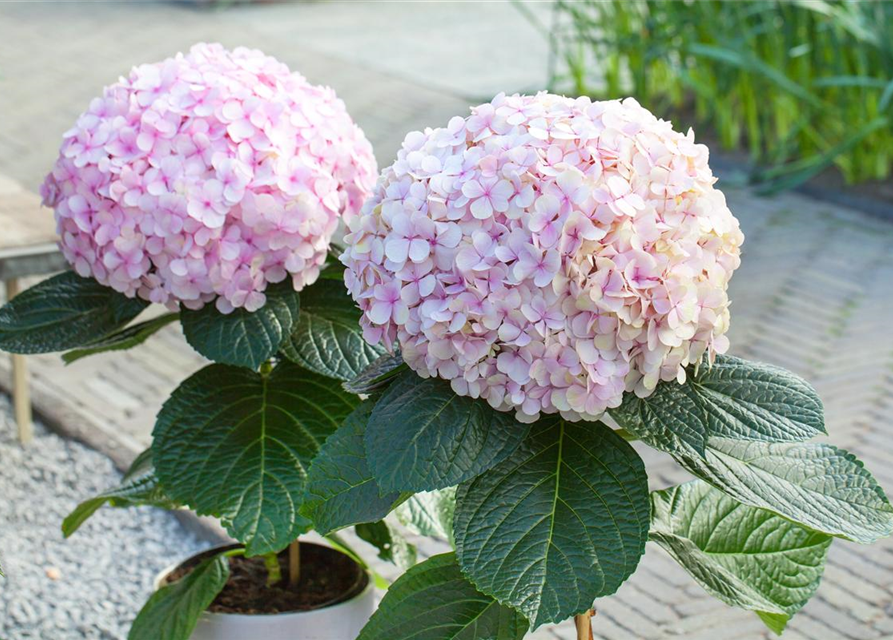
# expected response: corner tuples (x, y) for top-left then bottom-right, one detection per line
(334, 93), (893, 638)
(0, 44), (406, 640)
(1, 60), (890, 640)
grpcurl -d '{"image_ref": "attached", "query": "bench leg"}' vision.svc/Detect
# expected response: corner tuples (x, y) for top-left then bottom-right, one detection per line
(4, 278), (32, 444)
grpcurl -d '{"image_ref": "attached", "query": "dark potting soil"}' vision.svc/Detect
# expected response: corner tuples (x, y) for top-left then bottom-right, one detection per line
(167, 543), (368, 615)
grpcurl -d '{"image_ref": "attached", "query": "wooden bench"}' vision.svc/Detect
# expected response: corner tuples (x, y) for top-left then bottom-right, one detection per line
(0, 174), (68, 443)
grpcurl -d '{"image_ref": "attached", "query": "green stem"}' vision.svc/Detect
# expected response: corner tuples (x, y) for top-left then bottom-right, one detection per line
(264, 552), (282, 587)
(613, 428), (639, 442)
(260, 360), (274, 377)
(288, 539), (301, 588)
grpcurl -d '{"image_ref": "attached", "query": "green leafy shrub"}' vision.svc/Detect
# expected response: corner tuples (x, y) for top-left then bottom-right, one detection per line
(545, 0), (893, 191)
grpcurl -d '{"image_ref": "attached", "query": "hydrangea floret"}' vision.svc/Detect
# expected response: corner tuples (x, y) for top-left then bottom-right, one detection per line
(342, 92), (744, 422)
(41, 42), (377, 313)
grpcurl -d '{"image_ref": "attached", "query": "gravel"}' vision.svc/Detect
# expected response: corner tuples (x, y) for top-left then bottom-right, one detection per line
(0, 394), (211, 639)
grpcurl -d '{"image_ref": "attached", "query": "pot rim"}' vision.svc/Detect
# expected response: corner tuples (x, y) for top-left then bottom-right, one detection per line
(154, 542), (376, 618)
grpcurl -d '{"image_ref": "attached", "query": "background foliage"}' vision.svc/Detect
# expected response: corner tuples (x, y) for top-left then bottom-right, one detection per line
(542, 0), (893, 192)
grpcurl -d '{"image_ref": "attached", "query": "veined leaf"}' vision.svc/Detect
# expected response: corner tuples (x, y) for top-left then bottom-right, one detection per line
(676, 438), (893, 544)
(651, 480), (832, 635)
(396, 486), (457, 545)
(610, 355), (825, 457)
(454, 417), (649, 628)
(366, 371), (529, 492)
(0, 271), (147, 354)
(357, 553), (528, 640)
(280, 277), (385, 381)
(63, 448), (178, 537)
(355, 520), (417, 570)
(129, 553), (229, 640)
(153, 361), (358, 555)
(343, 352), (408, 395)
(302, 402), (408, 535)
(62, 313), (178, 363)
(180, 280), (300, 370)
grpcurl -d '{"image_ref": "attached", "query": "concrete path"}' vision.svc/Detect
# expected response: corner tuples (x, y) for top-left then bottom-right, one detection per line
(2, 3), (893, 639)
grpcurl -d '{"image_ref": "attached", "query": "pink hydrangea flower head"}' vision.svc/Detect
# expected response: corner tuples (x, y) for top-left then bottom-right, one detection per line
(42, 43), (377, 312)
(343, 92), (743, 423)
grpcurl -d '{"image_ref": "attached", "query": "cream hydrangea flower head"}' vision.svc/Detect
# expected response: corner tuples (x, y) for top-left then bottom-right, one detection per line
(342, 92), (743, 423)
(42, 43), (377, 313)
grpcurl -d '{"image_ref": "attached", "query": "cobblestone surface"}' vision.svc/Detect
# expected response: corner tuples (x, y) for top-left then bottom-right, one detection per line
(0, 395), (207, 640)
(1, 3), (892, 639)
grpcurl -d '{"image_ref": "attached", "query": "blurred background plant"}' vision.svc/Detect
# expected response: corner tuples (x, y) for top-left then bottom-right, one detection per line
(531, 0), (893, 193)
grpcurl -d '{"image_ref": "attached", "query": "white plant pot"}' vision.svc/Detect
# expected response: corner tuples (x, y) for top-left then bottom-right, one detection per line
(156, 544), (376, 640)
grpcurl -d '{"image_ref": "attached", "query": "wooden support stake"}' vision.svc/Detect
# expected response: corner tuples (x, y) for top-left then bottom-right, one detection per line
(574, 609), (595, 640)
(4, 278), (32, 444)
(289, 539), (301, 588)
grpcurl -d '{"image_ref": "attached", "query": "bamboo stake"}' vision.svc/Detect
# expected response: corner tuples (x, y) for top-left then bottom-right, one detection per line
(4, 278), (32, 444)
(574, 609), (595, 640)
(288, 539), (300, 587)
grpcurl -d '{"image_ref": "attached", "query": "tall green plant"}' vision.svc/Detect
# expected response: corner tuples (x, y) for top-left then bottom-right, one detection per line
(544, 0), (893, 191)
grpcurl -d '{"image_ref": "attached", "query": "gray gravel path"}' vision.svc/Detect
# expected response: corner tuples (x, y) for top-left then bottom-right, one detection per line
(0, 395), (209, 640)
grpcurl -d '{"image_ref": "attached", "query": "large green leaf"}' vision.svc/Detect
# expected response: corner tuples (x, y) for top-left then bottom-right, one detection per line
(453, 417), (650, 628)
(651, 480), (832, 634)
(0, 271), (148, 354)
(676, 437), (893, 543)
(611, 374), (709, 456)
(180, 280), (300, 370)
(396, 487), (457, 545)
(357, 553), (528, 640)
(302, 402), (408, 535)
(129, 553), (229, 640)
(366, 371), (529, 492)
(62, 313), (178, 363)
(63, 448), (178, 537)
(611, 355), (825, 456)
(280, 278), (385, 381)
(342, 352), (408, 395)
(355, 520), (418, 570)
(153, 361), (358, 555)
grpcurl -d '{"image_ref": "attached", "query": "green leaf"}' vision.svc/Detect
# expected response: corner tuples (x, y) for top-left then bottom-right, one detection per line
(357, 553), (528, 640)
(395, 486), (457, 545)
(611, 373), (709, 456)
(63, 448), (178, 537)
(302, 402), (408, 535)
(453, 417), (650, 628)
(319, 258), (346, 281)
(62, 313), (179, 364)
(0, 271), (148, 354)
(355, 520), (417, 570)
(366, 371), (529, 492)
(129, 553), (229, 640)
(610, 355), (825, 456)
(180, 280), (300, 370)
(342, 352), (408, 395)
(651, 480), (832, 635)
(676, 437), (893, 543)
(280, 278), (385, 381)
(153, 361), (358, 555)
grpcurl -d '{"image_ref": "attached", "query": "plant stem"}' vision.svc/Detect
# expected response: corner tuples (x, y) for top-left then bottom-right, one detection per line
(264, 552), (282, 587)
(613, 428), (639, 442)
(288, 539), (301, 588)
(574, 609), (594, 640)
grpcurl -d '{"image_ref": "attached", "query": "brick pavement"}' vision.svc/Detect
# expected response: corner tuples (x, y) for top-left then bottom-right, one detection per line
(1, 3), (892, 638)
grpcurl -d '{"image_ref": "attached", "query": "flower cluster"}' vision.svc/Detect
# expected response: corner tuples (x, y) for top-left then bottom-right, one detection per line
(343, 93), (743, 423)
(41, 43), (377, 312)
